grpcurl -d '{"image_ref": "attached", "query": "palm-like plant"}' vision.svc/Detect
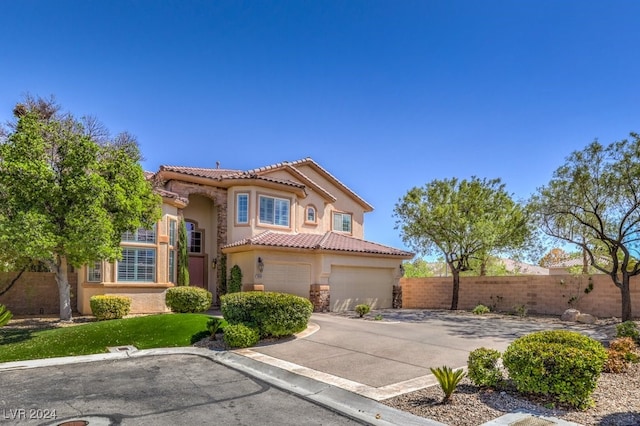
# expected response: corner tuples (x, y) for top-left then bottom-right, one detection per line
(430, 365), (466, 403)
(0, 304), (13, 327)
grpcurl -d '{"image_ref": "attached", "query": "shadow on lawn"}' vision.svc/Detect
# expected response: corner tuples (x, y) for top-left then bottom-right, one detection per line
(0, 328), (41, 345)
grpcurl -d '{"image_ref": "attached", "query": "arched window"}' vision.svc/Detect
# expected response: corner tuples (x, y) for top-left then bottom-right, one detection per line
(306, 206), (317, 224)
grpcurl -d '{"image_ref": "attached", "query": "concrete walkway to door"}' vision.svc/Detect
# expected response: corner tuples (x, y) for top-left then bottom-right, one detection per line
(241, 310), (612, 401)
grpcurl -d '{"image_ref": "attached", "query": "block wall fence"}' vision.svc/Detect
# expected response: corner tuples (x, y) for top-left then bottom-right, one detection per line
(400, 274), (640, 319)
(0, 272), (78, 315)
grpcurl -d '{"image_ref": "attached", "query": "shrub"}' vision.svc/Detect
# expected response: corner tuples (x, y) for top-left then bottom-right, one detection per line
(89, 295), (132, 320)
(472, 304), (490, 315)
(513, 304), (528, 317)
(355, 304), (370, 318)
(616, 321), (640, 343)
(503, 330), (607, 409)
(468, 347), (502, 387)
(221, 291), (313, 338)
(228, 265), (242, 293)
(165, 286), (212, 313)
(223, 323), (259, 348)
(604, 337), (639, 373)
(0, 304), (13, 327)
(430, 366), (466, 403)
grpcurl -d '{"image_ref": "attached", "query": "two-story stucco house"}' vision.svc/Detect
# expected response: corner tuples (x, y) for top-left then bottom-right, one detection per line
(77, 158), (413, 314)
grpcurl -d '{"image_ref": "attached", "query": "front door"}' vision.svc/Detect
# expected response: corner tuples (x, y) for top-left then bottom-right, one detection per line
(186, 221), (207, 289)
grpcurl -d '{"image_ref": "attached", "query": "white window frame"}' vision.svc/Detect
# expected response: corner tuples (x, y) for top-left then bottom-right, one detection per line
(332, 212), (352, 233)
(87, 261), (102, 282)
(236, 193), (249, 224)
(306, 206), (317, 224)
(259, 195), (290, 227)
(117, 248), (156, 282)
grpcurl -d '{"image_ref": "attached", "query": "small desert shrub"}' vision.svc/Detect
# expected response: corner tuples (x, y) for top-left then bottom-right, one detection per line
(430, 366), (466, 403)
(223, 323), (259, 348)
(616, 321), (640, 344)
(467, 347), (502, 387)
(0, 304), (13, 327)
(90, 295), (132, 320)
(165, 287), (212, 313)
(472, 304), (490, 315)
(355, 304), (371, 318)
(221, 291), (313, 338)
(503, 330), (607, 409)
(604, 337), (639, 373)
(512, 304), (528, 317)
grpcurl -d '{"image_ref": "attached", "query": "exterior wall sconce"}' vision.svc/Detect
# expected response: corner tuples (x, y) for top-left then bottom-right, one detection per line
(257, 257), (264, 273)
(399, 263), (405, 277)
(211, 258), (217, 269)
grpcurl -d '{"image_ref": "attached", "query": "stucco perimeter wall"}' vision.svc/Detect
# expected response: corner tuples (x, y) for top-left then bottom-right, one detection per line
(401, 274), (640, 319)
(78, 283), (172, 315)
(0, 272), (78, 315)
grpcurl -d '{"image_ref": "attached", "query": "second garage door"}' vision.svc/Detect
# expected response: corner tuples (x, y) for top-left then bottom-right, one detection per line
(261, 262), (311, 299)
(329, 266), (394, 311)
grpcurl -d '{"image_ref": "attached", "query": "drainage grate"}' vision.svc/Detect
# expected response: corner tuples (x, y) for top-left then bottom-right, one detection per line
(510, 415), (556, 426)
(106, 345), (137, 353)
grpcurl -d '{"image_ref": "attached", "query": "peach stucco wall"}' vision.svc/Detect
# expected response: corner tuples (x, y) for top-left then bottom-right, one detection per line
(401, 274), (640, 319)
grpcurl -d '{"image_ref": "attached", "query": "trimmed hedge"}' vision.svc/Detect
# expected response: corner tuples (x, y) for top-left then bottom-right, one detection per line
(165, 286), (212, 313)
(223, 323), (260, 348)
(221, 291), (313, 338)
(503, 330), (607, 409)
(90, 295), (132, 320)
(467, 347), (502, 387)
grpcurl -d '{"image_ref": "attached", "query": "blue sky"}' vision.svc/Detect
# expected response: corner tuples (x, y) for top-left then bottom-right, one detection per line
(1, 1), (639, 255)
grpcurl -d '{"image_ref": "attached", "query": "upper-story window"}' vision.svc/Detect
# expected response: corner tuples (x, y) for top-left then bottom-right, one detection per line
(185, 221), (202, 254)
(306, 206), (317, 224)
(236, 193), (249, 224)
(259, 195), (290, 227)
(333, 212), (352, 233)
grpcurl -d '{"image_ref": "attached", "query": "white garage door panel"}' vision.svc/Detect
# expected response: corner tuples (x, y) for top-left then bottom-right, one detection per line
(262, 263), (311, 298)
(330, 266), (394, 312)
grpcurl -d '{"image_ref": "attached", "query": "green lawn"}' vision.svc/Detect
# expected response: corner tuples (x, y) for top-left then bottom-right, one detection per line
(0, 313), (213, 363)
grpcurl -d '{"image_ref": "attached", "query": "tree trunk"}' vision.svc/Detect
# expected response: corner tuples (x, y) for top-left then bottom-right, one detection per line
(621, 274), (632, 322)
(52, 255), (73, 321)
(450, 268), (460, 310)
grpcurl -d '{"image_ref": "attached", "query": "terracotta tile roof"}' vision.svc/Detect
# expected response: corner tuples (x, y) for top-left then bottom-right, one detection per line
(155, 187), (189, 205)
(159, 165), (241, 179)
(223, 231), (414, 257)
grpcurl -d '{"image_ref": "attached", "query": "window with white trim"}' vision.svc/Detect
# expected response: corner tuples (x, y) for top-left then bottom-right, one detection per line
(87, 261), (102, 282)
(332, 212), (352, 233)
(118, 248), (156, 282)
(259, 195), (290, 227)
(237, 193), (249, 224)
(306, 206), (316, 223)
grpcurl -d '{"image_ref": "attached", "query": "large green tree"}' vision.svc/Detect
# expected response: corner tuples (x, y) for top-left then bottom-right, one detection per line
(532, 133), (640, 321)
(394, 177), (530, 309)
(0, 97), (160, 321)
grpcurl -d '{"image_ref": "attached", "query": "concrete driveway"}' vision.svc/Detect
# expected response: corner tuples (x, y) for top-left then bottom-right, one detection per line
(245, 310), (611, 401)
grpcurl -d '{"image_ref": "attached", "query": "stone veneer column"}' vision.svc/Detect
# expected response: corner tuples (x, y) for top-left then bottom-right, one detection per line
(393, 285), (402, 309)
(310, 284), (330, 312)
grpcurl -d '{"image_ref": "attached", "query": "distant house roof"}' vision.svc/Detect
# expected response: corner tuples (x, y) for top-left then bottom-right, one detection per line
(223, 231), (414, 258)
(547, 257), (587, 269)
(500, 258), (549, 275)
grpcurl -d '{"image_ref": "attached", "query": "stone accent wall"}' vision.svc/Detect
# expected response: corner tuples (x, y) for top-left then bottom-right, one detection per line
(0, 272), (78, 315)
(310, 284), (330, 312)
(401, 274), (640, 318)
(392, 285), (402, 309)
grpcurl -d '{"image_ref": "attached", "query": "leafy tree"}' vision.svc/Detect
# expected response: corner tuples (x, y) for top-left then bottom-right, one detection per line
(394, 177), (530, 309)
(0, 97), (160, 321)
(402, 258), (434, 278)
(177, 219), (190, 286)
(532, 133), (640, 321)
(539, 248), (571, 268)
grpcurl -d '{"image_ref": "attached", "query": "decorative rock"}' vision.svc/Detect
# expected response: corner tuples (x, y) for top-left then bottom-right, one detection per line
(561, 308), (580, 322)
(577, 313), (597, 324)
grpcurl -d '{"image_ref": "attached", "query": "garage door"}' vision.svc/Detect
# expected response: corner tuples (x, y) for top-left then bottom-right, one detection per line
(329, 266), (394, 312)
(261, 262), (311, 299)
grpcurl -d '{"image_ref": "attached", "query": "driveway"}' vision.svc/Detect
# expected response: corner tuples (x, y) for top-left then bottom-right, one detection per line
(246, 310), (612, 401)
